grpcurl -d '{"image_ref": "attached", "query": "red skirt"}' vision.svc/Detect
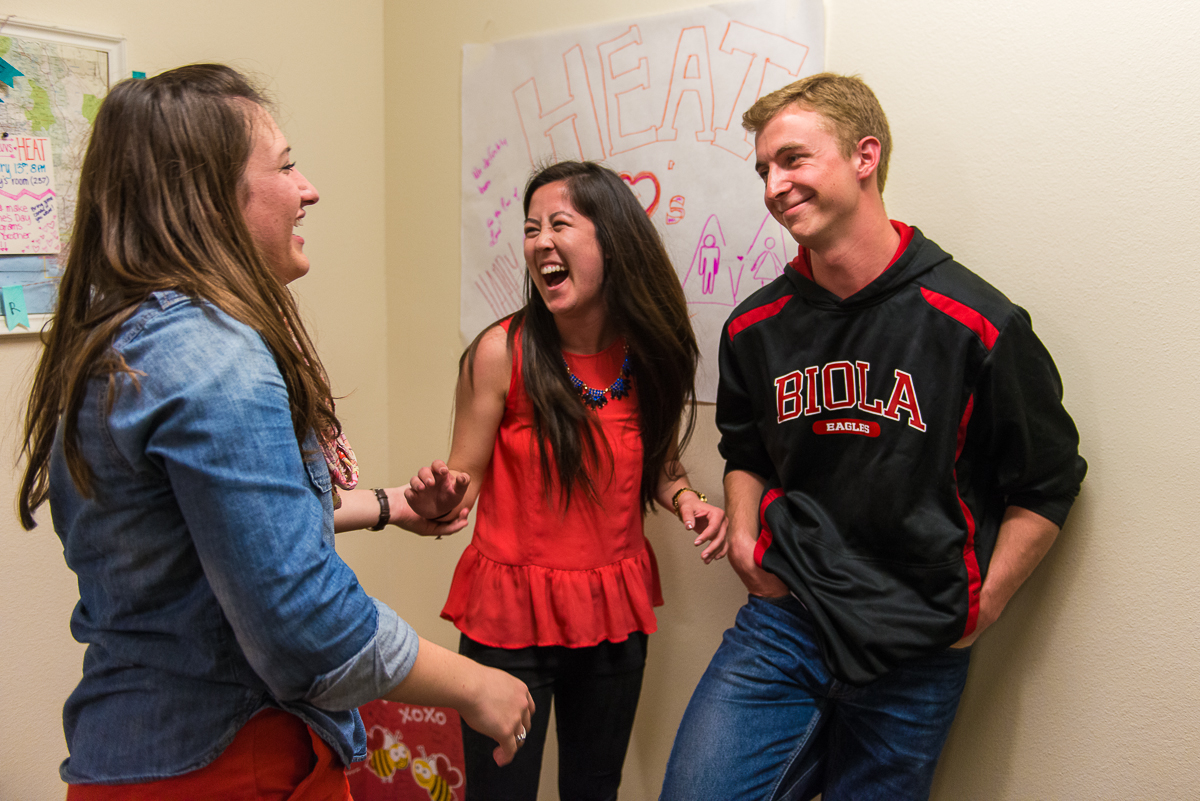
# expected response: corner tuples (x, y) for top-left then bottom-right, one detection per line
(66, 708), (351, 801)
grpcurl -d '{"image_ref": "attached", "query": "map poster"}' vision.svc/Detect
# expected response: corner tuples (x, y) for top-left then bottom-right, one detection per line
(0, 135), (59, 254)
(0, 20), (124, 333)
(461, 0), (824, 401)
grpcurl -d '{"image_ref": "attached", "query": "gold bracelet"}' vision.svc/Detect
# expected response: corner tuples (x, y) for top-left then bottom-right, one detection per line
(672, 486), (706, 513)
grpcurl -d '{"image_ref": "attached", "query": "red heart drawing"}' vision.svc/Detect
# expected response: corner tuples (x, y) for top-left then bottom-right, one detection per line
(618, 171), (660, 217)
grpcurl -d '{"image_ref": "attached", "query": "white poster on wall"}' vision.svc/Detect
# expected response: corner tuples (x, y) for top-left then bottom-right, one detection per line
(461, 0), (824, 401)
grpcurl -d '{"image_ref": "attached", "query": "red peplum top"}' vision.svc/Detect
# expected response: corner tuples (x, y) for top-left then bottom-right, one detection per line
(441, 320), (662, 648)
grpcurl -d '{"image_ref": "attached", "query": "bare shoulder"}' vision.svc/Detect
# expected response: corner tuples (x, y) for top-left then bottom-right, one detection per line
(460, 324), (513, 398)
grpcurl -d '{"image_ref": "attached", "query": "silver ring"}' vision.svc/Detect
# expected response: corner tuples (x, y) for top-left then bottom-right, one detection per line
(516, 727), (527, 744)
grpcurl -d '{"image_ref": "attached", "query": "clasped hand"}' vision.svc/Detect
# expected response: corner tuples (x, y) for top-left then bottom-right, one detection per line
(403, 460), (471, 536)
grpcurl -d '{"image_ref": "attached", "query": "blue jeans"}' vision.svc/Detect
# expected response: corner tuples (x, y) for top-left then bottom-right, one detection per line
(660, 596), (970, 801)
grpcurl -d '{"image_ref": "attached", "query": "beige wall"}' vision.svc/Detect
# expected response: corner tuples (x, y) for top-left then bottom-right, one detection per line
(3, 0), (1199, 799)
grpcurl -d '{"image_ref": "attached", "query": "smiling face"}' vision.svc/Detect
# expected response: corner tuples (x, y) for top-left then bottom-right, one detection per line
(240, 107), (319, 284)
(523, 180), (607, 328)
(754, 104), (870, 250)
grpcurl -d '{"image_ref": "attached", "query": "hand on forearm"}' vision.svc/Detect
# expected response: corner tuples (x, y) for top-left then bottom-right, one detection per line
(390, 490), (470, 537)
(333, 486), (469, 537)
(404, 459), (471, 520)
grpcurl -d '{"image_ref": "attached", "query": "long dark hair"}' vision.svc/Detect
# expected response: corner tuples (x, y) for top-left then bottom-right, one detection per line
(18, 64), (338, 529)
(465, 161), (698, 513)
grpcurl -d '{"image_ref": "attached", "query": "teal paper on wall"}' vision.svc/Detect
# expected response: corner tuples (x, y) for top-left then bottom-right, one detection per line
(3, 283), (30, 330)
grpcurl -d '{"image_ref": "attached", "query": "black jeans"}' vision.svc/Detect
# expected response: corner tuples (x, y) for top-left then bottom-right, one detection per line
(459, 632), (649, 801)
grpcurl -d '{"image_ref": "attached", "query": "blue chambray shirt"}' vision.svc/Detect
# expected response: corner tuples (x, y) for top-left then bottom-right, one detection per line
(48, 291), (419, 784)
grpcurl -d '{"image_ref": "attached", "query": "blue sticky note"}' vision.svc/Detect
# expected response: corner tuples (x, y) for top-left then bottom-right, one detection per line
(0, 57), (23, 89)
(3, 284), (30, 330)
(132, 71), (146, 79)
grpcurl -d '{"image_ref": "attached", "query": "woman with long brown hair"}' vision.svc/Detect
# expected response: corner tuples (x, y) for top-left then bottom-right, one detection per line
(18, 64), (532, 799)
(407, 160), (727, 800)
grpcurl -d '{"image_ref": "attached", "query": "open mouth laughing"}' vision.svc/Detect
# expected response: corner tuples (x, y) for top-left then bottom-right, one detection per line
(541, 262), (568, 288)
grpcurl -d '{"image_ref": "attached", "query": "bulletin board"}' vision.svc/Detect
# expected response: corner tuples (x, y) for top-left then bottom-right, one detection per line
(0, 18), (125, 335)
(460, 0), (824, 401)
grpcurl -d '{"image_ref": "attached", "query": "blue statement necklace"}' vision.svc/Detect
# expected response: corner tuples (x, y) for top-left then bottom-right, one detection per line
(564, 347), (633, 411)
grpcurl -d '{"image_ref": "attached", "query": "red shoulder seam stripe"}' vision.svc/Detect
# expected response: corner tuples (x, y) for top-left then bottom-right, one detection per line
(954, 395), (982, 637)
(755, 488), (785, 566)
(919, 287), (999, 351)
(728, 295), (793, 341)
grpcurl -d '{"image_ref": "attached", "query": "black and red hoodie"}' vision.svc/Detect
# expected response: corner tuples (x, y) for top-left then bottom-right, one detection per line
(717, 223), (1086, 685)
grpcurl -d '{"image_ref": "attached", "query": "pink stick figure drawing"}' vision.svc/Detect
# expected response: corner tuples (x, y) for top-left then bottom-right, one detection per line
(699, 234), (720, 295)
(750, 237), (784, 288)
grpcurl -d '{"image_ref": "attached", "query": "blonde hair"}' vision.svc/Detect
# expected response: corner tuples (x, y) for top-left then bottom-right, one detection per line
(743, 73), (892, 192)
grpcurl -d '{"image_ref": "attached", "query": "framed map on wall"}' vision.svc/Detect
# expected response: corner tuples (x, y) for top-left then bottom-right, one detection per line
(0, 18), (125, 335)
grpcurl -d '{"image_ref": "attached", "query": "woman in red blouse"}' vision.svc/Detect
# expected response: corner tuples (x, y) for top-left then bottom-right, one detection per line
(408, 160), (726, 800)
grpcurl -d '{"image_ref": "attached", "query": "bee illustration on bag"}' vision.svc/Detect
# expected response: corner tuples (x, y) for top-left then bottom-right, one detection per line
(363, 725), (411, 783)
(411, 745), (464, 801)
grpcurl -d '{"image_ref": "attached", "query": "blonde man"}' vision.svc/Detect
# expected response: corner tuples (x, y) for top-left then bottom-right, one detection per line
(660, 73), (1085, 801)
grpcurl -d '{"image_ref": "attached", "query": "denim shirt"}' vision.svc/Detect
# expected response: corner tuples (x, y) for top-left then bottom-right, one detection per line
(49, 291), (419, 784)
